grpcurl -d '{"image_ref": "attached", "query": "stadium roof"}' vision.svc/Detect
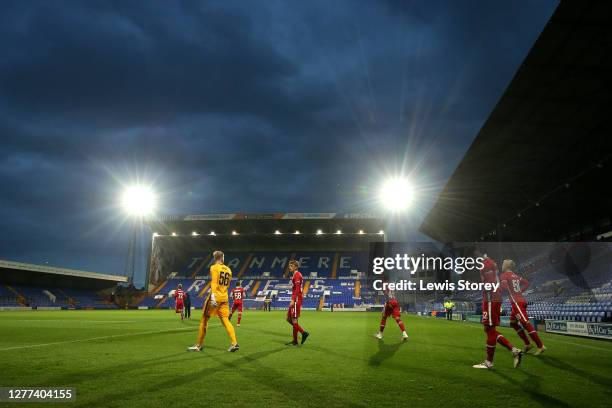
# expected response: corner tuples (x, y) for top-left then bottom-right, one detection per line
(420, 0), (612, 243)
(0, 259), (127, 283)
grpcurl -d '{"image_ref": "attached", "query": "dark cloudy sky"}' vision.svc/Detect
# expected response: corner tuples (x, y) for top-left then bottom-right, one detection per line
(0, 0), (557, 282)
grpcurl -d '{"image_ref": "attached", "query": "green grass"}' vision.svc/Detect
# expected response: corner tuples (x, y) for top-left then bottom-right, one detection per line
(0, 310), (611, 408)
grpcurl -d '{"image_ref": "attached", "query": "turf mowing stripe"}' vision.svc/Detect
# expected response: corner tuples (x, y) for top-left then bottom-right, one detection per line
(446, 317), (612, 352)
(539, 336), (612, 352)
(7, 319), (140, 323)
(0, 325), (200, 352)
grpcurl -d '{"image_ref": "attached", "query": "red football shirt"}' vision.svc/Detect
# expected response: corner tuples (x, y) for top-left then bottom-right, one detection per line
(174, 289), (185, 302)
(231, 287), (245, 303)
(500, 270), (529, 303)
(480, 257), (501, 302)
(291, 271), (303, 302)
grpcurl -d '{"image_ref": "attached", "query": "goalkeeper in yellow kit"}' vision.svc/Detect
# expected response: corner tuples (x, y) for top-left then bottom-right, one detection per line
(188, 250), (239, 352)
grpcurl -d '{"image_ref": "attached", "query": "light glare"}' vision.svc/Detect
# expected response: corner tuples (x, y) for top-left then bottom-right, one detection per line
(380, 178), (413, 212)
(121, 185), (155, 216)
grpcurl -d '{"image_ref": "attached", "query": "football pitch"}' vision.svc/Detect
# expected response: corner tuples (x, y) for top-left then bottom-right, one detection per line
(1, 310), (610, 408)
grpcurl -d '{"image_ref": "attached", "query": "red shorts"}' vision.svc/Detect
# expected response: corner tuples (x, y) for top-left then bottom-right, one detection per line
(287, 300), (302, 319)
(384, 300), (401, 318)
(175, 302), (184, 313)
(482, 300), (501, 326)
(509, 300), (529, 324)
(231, 302), (243, 313)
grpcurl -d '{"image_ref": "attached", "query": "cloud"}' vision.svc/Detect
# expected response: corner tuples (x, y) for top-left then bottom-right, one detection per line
(0, 0), (558, 282)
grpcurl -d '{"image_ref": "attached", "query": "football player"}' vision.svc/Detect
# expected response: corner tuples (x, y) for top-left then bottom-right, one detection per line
(229, 281), (246, 326)
(174, 284), (185, 321)
(286, 260), (309, 345)
(473, 250), (522, 369)
(188, 250), (239, 352)
(375, 290), (408, 341)
(500, 259), (546, 355)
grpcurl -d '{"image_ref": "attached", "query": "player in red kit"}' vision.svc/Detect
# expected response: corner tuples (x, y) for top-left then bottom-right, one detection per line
(174, 284), (185, 321)
(500, 259), (546, 355)
(285, 260), (309, 346)
(375, 291), (408, 341)
(229, 281), (246, 327)
(473, 251), (523, 369)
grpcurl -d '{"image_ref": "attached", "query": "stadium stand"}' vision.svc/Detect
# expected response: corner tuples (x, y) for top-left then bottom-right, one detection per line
(138, 250), (369, 310)
(0, 260), (125, 310)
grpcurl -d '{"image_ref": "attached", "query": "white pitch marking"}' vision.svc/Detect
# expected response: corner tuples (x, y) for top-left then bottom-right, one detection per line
(6, 319), (139, 323)
(0, 326), (197, 352)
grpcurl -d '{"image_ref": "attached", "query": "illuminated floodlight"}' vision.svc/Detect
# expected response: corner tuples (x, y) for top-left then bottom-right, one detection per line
(191, 231), (199, 236)
(209, 231), (216, 236)
(380, 178), (413, 212)
(171, 232), (177, 236)
(316, 229), (323, 235)
(358, 230), (365, 234)
(274, 230), (282, 235)
(378, 230), (384, 235)
(121, 185), (155, 216)
(152, 232), (159, 237)
(232, 230), (238, 235)
(335, 230), (342, 234)
(294, 230), (301, 235)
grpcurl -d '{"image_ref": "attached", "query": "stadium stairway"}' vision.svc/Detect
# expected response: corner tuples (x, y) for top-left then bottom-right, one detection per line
(197, 282), (211, 298)
(330, 253), (339, 279)
(283, 253), (297, 278)
(190, 255), (211, 278)
(151, 280), (168, 296)
(303, 280), (311, 295)
(318, 294), (326, 311)
(155, 296), (168, 309)
(55, 289), (77, 307)
(236, 254), (254, 279)
(5, 285), (27, 306)
(250, 281), (261, 296)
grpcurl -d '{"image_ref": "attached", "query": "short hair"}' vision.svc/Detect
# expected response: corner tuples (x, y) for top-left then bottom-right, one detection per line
(502, 259), (516, 271)
(289, 260), (299, 268)
(213, 250), (224, 261)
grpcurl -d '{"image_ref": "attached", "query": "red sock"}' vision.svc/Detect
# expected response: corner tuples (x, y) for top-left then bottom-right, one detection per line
(485, 326), (499, 362)
(511, 322), (530, 345)
(496, 333), (513, 351)
(237, 313), (242, 324)
(379, 317), (386, 332)
(486, 344), (495, 362)
(395, 318), (405, 332)
(292, 325), (298, 342)
(523, 322), (543, 348)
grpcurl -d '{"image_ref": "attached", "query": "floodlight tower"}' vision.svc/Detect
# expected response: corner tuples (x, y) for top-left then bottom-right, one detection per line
(121, 185), (155, 286)
(379, 176), (416, 306)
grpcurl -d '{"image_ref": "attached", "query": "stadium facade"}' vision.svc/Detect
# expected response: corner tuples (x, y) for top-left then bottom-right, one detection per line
(141, 213), (385, 311)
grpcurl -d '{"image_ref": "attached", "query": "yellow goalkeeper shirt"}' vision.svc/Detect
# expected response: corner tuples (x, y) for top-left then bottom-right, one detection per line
(209, 263), (232, 303)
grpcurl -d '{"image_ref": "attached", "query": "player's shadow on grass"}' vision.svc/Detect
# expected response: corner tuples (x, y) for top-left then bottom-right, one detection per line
(239, 326), (289, 339)
(492, 367), (572, 407)
(537, 355), (612, 390)
(368, 340), (403, 367)
(38, 327), (229, 387)
(209, 348), (370, 408)
(46, 351), (190, 388)
(82, 347), (292, 407)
